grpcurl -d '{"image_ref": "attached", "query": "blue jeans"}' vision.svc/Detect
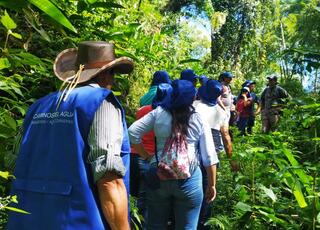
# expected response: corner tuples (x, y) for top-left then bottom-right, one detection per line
(146, 167), (203, 230)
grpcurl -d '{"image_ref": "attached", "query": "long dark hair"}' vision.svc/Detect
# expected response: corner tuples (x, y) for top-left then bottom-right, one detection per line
(170, 105), (195, 137)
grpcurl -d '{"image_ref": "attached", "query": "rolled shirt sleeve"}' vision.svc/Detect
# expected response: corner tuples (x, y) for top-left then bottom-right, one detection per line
(87, 97), (126, 183)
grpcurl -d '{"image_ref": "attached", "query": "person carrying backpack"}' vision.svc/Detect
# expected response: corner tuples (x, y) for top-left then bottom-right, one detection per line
(129, 80), (219, 229)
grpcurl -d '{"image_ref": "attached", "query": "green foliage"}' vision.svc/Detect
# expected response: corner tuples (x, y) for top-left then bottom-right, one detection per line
(0, 0), (319, 228)
(211, 94), (320, 229)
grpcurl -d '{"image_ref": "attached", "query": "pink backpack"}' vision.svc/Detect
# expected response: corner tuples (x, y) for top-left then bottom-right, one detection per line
(157, 133), (191, 180)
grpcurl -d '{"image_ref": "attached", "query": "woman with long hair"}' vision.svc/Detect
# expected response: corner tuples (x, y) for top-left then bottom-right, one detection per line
(129, 79), (219, 229)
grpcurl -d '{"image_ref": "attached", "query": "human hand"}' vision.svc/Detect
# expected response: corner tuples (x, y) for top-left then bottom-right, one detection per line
(205, 185), (216, 203)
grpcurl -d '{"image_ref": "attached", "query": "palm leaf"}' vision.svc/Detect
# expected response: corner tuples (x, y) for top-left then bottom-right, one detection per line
(27, 0), (77, 33)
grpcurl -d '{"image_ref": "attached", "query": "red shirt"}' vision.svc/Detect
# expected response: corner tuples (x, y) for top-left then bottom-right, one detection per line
(236, 98), (251, 118)
(131, 105), (155, 155)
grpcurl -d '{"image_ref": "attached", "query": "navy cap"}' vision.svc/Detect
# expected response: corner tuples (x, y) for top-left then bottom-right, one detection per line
(180, 69), (198, 83)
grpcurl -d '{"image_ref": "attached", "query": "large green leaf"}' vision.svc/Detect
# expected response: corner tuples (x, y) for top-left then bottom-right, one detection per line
(0, 58), (11, 70)
(283, 149), (311, 185)
(27, 0), (77, 33)
(259, 184), (277, 202)
(235, 202), (252, 212)
(0, 10), (17, 30)
(0, 171), (9, 179)
(292, 180), (308, 208)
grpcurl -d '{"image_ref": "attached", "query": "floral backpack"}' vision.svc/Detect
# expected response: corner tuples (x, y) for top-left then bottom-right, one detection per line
(156, 132), (191, 180)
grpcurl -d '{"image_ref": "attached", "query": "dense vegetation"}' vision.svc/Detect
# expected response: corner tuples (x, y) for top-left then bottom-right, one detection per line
(0, 0), (319, 229)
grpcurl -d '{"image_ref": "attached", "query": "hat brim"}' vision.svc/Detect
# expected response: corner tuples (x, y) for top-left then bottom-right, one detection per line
(53, 48), (134, 83)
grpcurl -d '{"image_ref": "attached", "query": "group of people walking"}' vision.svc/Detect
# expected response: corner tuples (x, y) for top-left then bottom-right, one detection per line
(7, 41), (291, 230)
(235, 75), (291, 136)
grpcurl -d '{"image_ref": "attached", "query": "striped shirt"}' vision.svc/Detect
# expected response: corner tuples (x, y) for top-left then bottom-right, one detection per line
(87, 83), (125, 183)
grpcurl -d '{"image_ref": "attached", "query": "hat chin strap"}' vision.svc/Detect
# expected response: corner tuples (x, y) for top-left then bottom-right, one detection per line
(56, 64), (84, 110)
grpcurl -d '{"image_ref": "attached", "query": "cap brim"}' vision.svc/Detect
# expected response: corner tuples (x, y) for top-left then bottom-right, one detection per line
(54, 48), (134, 83)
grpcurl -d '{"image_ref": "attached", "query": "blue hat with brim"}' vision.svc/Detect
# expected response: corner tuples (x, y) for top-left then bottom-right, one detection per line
(180, 69), (198, 83)
(152, 83), (173, 109)
(151, 70), (171, 86)
(169, 80), (196, 109)
(198, 80), (223, 106)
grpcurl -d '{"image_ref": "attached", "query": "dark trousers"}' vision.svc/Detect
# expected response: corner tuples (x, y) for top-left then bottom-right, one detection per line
(237, 117), (249, 135)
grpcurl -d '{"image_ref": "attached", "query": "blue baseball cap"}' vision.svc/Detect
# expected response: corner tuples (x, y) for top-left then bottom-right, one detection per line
(198, 80), (223, 106)
(180, 69), (198, 83)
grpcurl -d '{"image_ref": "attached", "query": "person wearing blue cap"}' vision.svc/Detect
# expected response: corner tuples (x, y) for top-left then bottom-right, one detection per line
(130, 83), (173, 228)
(129, 80), (218, 229)
(241, 80), (261, 134)
(180, 68), (199, 86)
(139, 70), (171, 106)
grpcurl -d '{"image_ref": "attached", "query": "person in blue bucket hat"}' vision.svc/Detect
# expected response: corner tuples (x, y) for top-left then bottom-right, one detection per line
(8, 41), (134, 229)
(129, 79), (219, 229)
(140, 70), (171, 106)
(180, 68), (199, 86)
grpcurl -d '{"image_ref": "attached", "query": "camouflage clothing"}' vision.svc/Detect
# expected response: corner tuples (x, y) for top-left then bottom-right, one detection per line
(260, 85), (290, 132)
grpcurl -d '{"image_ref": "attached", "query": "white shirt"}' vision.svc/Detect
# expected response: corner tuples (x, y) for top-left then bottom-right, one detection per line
(194, 101), (226, 130)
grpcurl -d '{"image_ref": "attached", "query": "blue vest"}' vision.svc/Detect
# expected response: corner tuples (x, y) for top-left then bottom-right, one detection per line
(8, 86), (130, 230)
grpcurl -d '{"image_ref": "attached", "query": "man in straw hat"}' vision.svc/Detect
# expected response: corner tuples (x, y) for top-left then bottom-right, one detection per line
(8, 41), (133, 230)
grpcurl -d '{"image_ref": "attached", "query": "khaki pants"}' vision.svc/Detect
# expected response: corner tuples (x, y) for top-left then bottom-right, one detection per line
(261, 109), (280, 133)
